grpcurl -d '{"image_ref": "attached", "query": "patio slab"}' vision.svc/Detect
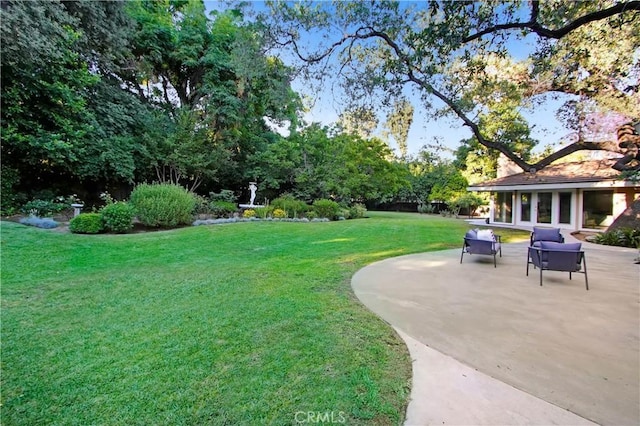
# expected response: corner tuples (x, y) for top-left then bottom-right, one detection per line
(352, 239), (639, 426)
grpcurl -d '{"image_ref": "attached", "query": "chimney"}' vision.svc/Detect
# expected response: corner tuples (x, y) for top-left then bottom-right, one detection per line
(497, 154), (521, 178)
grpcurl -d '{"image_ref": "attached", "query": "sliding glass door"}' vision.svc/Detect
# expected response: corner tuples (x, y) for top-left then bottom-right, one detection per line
(536, 192), (552, 223)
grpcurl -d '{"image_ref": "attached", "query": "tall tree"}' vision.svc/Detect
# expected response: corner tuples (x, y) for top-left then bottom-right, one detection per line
(264, 1), (640, 172)
(384, 98), (414, 158)
(124, 0), (301, 191)
(0, 0), (152, 196)
(336, 106), (379, 139)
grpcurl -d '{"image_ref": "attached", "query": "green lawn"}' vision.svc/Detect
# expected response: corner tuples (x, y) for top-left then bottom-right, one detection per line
(1, 212), (529, 425)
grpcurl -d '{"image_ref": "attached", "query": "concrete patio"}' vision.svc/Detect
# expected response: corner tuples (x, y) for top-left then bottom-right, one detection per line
(352, 236), (639, 425)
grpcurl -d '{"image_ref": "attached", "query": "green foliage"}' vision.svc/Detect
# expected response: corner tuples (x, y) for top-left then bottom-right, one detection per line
(20, 199), (67, 218)
(69, 213), (103, 234)
(266, 125), (406, 204)
(349, 203), (367, 219)
(271, 195), (309, 218)
(209, 190), (237, 203)
(417, 203), (435, 214)
(593, 228), (640, 248)
(253, 206), (272, 219)
(0, 166), (24, 214)
(384, 99), (414, 158)
(129, 183), (195, 228)
(337, 208), (351, 220)
(192, 194), (212, 216)
(450, 193), (486, 218)
(210, 201), (237, 218)
(100, 202), (135, 233)
(313, 199), (340, 220)
(265, 2), (637, 170)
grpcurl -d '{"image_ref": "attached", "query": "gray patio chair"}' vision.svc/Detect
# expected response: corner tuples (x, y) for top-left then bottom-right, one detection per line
(526, 241), (588, 290)
(530, 226), (565, 245)
(460, 229), (502, 268)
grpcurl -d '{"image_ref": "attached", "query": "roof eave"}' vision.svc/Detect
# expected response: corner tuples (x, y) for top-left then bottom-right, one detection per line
(468, 179), (639, 192)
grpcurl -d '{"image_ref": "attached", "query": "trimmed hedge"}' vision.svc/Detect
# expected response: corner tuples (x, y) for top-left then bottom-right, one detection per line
(70, 213), (103, 234)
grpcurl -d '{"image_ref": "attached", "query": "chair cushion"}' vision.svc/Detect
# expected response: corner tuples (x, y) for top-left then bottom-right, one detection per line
(465, 229), (477, 239)
(476, 229), (495, 241)
(540, 241), (581, 251)
(532, 227), (562, 242)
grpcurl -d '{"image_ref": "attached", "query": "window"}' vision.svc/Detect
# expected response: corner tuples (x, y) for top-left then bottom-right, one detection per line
(520, 192), (531, 222)
(537, 192), (552, 223)
(582, 190), (613, 229)
(494, 192), (513, 223)
(559, 192), (572, 224)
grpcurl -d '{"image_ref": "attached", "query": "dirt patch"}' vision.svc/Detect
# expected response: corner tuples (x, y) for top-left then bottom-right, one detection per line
(570, 231), (599, 243)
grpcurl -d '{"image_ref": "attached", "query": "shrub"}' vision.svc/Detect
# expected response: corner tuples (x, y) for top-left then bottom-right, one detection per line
(306, 210), (318, 220)
(593, 228), (640, 248)
(101, 202), (135, 233)
(192, 194), (212, 216)
(337, 208), (351, 220)
(272, 208), (286, 218)
(19, 215), (59, 229)
(417, 203), (435, 214)
(349, 203), (367, 219)
(20, 199), (66, 217)
(70, 213), (103, 234)
(130, 183), (196, 228)
(254, 206), (272, 219)
(210, 201), (237, 218)
(312, 199), (340, 220)
(243, 209), (256, 218)
(271, 195), (309, 218)
(209, 189), (237, 203)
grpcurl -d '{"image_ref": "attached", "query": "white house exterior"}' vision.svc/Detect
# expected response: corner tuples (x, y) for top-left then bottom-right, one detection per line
(468, 159), (640, 232)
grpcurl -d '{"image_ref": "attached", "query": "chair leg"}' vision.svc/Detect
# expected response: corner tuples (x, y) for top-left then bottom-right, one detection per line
(539, 267), (543, 286)
(526, 258), (530, 276)
(569, 271), (572, 280)
(460, 245), (465, 264)
(493, 253), (497, 268)
(583, 256), (589, 290)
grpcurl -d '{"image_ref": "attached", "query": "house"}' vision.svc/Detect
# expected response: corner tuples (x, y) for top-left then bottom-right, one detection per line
(468, 158), (640, 232)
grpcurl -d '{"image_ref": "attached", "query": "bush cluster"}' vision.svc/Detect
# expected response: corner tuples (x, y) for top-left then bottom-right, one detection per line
(593, 228), (640, 248)
(130, 183), (195, 227)
(69, 213), (103, 234)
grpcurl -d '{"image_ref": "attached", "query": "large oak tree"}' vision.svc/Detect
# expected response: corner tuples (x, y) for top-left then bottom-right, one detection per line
(263, 0), (640, 172)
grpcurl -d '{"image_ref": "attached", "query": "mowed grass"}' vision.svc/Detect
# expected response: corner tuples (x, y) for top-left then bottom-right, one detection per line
(1, 212), (529, 425)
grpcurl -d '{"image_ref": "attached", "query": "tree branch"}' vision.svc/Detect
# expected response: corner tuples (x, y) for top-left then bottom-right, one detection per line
(463, 1), (640, 43)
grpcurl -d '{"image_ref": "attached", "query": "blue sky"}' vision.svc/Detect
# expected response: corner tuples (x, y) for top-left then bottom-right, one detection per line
(206, 1), (573, 158)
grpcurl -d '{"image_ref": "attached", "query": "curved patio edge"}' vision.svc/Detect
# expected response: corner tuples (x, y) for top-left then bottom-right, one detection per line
(352, 242), (639, 426)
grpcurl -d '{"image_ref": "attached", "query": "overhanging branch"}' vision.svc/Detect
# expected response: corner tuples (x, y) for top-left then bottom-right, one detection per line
(463, 1), (640, 42)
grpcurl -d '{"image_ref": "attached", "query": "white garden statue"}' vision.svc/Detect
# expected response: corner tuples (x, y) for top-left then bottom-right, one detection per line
(249, 182), (257, 206)
(239, 182), (264, 209)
